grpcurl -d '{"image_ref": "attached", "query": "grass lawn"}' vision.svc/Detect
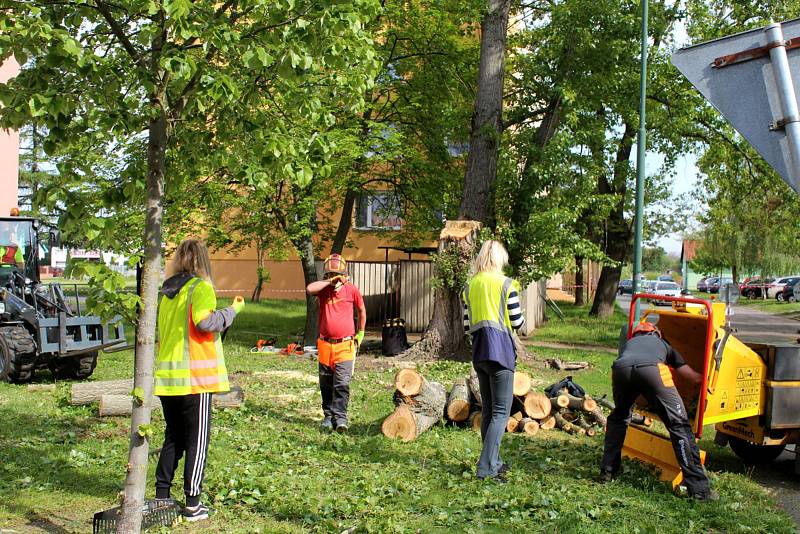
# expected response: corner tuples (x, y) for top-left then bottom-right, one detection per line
(0, 300), (795, 533)
(737, 297), (800, 318)
(526, 301), (627, 349)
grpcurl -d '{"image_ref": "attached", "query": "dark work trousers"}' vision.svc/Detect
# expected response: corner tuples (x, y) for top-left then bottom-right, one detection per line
(601, 364), (710, 495)
(155, 393), (212, 506)
(319, 360), (354, 424)
(474, 360), (515, 479)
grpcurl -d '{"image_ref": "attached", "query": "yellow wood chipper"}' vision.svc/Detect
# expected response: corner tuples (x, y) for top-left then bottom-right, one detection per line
(621, 293), (800, 488)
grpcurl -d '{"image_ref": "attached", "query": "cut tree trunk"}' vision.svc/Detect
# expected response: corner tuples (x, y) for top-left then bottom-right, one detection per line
(511, 410), (523, 421)
(467, 367), (482, 405)
(71, 379), (135, 405)
(546, 359), (590, 371)
(523, 391), (552, 419)
(553, 411), (576, 433)
(505, 417), (519, 433)
(381, 404), (440, 441)
(395, 368), (425, 396)
(513, 371), (532, 396)
(563, 393), (597, 412)
(399, 221), (481, 361)
(539, 415), (556, 430)
(517, 417), (540, 435)
(446, 380), (471, 422)
(99, 388), (245, 416)
(469, 410), (482, 431)
(393, 381), (447, 419)
(551, 394), (570, 410)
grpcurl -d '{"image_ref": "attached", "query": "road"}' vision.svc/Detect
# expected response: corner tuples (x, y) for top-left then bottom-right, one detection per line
(617, 293), (800, 526)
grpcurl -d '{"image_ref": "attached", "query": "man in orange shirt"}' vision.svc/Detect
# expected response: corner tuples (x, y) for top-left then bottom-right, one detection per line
(306, 254), (366, 432)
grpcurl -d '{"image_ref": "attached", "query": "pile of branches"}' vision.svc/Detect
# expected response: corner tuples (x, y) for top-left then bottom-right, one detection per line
(381, 368), (651, 441)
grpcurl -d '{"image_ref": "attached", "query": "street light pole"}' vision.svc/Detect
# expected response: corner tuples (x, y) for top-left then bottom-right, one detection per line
(632, 0), (649, 324)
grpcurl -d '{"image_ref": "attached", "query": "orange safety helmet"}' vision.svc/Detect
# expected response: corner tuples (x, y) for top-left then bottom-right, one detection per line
(632, 322), (661, 338)
(323, 254), (348, 275)
(9, 207), (19, 216)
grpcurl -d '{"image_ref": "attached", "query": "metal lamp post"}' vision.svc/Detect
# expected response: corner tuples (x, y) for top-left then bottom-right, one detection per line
(632, 0), (649, 323)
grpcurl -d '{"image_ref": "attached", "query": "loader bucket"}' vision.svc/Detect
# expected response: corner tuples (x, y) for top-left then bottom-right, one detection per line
(618, 294), (764, 486)
(622, 426), (707, 488)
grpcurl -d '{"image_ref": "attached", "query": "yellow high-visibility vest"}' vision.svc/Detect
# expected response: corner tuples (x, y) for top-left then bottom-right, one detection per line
(154, 278), (230, 396)
(462, 272), (518, 334)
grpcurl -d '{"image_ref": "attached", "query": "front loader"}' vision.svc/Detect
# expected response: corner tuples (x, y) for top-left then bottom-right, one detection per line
(621, 291), (800, 488)
(0, 215), (126, 383)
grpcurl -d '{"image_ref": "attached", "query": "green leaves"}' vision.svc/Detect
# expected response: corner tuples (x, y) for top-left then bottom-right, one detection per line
(136, 424), (155, 439)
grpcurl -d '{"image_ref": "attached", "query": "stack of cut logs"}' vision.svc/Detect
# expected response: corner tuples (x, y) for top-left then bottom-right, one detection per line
(382, 368), (651, 441)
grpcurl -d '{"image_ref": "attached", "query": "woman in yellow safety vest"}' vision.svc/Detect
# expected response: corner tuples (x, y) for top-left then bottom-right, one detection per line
(462, 240), (525, 482)
(154, 239), (245, 522)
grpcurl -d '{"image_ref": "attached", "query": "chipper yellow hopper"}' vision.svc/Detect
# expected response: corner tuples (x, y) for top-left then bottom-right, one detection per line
(620, 293), (799, 488)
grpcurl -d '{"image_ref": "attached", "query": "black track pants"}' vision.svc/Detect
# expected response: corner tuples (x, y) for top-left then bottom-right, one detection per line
(601, 364), (710, 495)
(155, 393), (212, 506)
(319, 360), (353, 423)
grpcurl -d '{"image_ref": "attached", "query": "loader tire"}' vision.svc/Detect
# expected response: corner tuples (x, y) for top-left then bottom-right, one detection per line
(729, 436), (786, 464)
(49, 351), (98, 380)
(0, 326), (37, 383)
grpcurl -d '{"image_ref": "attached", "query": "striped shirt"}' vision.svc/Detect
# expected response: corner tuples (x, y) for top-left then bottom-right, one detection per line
(463, 289), (525, 333)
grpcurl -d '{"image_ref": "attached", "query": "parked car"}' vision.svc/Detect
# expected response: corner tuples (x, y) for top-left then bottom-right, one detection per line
(776, 277), (800, 302)
(617, 279), (633, 295)
(708, 277), (733, 293)
(652, 281), (681, 305)
(767, 277), (800, 299)
(697, 277), (712, 292)
(639, 280), (658, 293)
(658, 274), (674, 282)
(741, 278), (773, 299)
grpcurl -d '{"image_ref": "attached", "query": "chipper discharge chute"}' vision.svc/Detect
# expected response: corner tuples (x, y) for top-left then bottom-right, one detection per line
(620, 293), (770, 488)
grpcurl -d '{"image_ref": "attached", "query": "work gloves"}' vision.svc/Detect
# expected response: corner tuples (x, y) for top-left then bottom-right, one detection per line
(355, 330), (365, 346)
(231, 296), (245, 314)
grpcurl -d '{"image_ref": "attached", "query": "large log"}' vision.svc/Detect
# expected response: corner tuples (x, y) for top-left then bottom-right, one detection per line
(563, 393), (597, 412)
(98, 388), (245, 416)
(71, 379), (134, 405)
(539, 415), (556, 430)
(394, 380), (447, 419)
(381, 404), (440, 441)
(505, 417), (519, 433)
(467, 368), (482, 406)
(517, 417), (540, 435)
(513, 371), (532, 396)
(523, 391), (551, 419)
(446, 380), (471, 422)
(395, 368), (425, 396)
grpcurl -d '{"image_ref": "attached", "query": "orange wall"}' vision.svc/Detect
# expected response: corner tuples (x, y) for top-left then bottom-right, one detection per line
(0, 58), (19, 216)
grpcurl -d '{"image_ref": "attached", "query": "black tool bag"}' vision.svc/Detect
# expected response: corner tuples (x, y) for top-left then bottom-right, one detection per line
(382, 318), (409, 356)
(544, 376), (586, 398)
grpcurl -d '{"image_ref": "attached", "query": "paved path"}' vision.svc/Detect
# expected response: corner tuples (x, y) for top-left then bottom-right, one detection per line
(617, 294), (800, 526)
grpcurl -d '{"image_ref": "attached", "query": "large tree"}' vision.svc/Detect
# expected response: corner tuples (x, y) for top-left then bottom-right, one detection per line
(0, 1), (379, 530)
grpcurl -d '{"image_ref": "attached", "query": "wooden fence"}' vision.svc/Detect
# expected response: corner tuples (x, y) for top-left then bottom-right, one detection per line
(342, 259), (546, 334)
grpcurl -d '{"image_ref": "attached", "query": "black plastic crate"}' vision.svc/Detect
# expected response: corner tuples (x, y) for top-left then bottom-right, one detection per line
(93, 499), (181, 533)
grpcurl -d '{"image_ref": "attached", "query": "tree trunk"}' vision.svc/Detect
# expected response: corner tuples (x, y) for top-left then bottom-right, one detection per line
(99, 388), (244, 416)
(574, 255), (585, 306)
(117, 106), (167, 534)
(445, 379), (471, 422)
(297, 234), (320, 347)
(400, 221), (481, 361)
(393, 380), (447, 419)
(252, 241), (266, 303)
(381, 404), (440, 441)
(458, 0), (511, 224)
(505, 417), (519, 433)
(330, 188), (358, 255)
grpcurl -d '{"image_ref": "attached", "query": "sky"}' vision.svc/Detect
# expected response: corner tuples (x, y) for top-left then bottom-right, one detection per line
(657, 154), (700, 256)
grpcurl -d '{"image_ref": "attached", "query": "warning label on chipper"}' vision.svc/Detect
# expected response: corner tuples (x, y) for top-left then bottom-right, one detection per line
(734, 366), (761, 411)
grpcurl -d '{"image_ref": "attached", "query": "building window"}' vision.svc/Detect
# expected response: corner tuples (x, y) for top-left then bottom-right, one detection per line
(355, 191), (402, 230)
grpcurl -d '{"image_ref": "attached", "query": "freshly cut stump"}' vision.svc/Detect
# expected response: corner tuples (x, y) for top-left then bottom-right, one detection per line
(446, 380), (471, 422)
(524, 391), (552, 419)
(381, 404), (440, 441)
(513, 371), (532, 397)
(395, 368), (425, 396)
(469, 410), (482, 431)
(539, 415), (556, 430)
(551, 394), (571, 410)
(517, 417), (540, 435)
